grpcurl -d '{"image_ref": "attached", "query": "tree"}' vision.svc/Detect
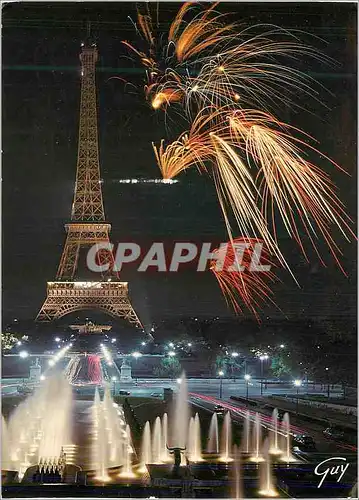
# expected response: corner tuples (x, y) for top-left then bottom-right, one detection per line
(270, 353), (293, 378)
(1, 332), (19, 350)
(153, 357), (182, 378)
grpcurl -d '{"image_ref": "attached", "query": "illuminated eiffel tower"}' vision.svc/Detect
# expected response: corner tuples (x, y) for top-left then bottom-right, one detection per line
(36, 40), (141, 327)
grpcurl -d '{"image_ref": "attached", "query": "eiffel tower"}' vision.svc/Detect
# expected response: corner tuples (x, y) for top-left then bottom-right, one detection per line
(36, 39), (141, 327)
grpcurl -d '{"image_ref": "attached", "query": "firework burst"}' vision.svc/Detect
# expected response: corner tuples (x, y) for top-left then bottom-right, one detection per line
(123, 2), (355, 314)
(210, 238), (278, 319)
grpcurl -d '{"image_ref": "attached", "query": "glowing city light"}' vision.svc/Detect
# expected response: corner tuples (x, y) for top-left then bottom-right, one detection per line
(132, 352), (142, 359)
(115, 178), (178, 185)
(168, 351), (176, 357)
(231, 352), (239, 357)
(218, 370), (224, 377)
(244, 374), (251, 381)
(19, 351), (29, 359)
(293, 379), (302, 387)
(101, 344), (114, 366)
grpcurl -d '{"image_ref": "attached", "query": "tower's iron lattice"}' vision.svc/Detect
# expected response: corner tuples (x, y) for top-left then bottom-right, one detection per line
(36, 43), (141, 326)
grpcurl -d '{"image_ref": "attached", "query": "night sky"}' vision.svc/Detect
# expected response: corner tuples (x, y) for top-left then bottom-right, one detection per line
(2, 2), (357, 332)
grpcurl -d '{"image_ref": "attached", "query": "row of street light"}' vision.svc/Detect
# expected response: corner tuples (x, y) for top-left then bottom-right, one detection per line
(217, 370), (302, 406)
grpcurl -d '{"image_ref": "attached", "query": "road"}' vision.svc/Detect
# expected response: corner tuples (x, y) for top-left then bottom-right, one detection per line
(103, 375), (342, 398)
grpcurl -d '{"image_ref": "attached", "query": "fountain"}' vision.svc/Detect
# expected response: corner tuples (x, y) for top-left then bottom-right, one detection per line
(4, 374), (73, 478)
(250, 412), (264, 462)
(231, 445), (243, 500)
(187, 413), (202, 462)
(91, 385), (135, 481)
(207, 413), (219, 454)
(242, 410), (250, 454)
(38, 376), (72, 461)
(280, 412), (296, 462)
(161, 413), (171, 462)
(2, 416), (11, 470)
(258, 438), (278, 497)
(152, 417), (162, 464)
(139, 421), (152, 473)
(93, 404), (110, 482)
(269, 408), (281, 455)
(118, 425), (136, 478)
(171, 372), (189, 450)
(220, 412), (233, 462)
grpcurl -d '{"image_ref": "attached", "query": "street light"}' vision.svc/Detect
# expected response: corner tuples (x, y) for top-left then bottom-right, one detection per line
(325, 368), (330, 400)
(40, 375), (46, 381)
(55, 337), (61, 342)
(231, 352), (239, 357)
(132, 352), (142, 359)
(279, 344), (285, 349)
(218, 370), (224, 399)
(111, 376), (117, 396)
(169, 342), (174, 348)
(176, 378), (182, 384)
(168, 351), (176, 357)
(17, 341), (22, 346)
(259, 354), (269, 395)
(293, 379), (302, 415)
(244, 374), (251, 401)
(141, 341), (146, 346)
(48, 359), (55, 367)
(19, 351), (29, 359)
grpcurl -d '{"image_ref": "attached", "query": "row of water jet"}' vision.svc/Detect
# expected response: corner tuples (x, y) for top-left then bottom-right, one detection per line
(171, 373), (229, 463)
(140, 410), (233, 467)
(139, 414), (172, 472)
(232, 433), (278, 498)
(139, 374), (203, 469)
(231, 442), (277, 500)
(91, 385), (135, 481)
(2, 374), (73, 479)
(240, 409), (296, 463)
